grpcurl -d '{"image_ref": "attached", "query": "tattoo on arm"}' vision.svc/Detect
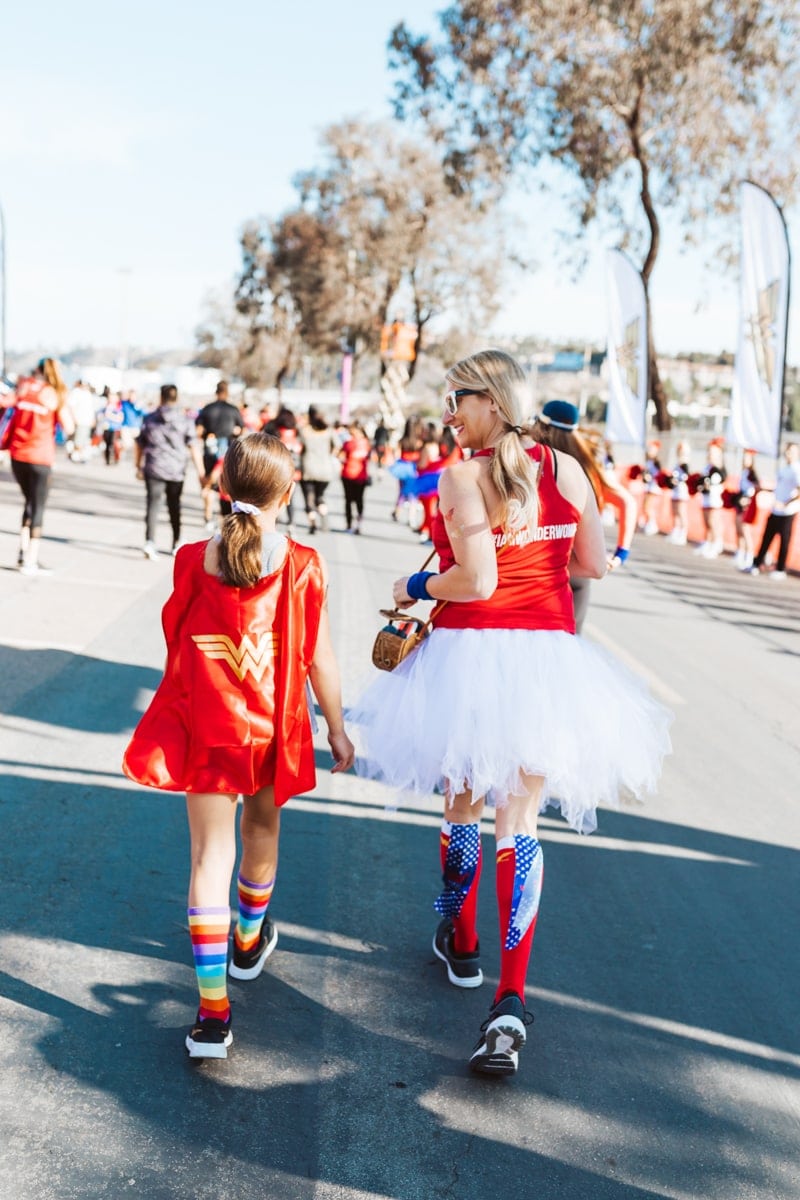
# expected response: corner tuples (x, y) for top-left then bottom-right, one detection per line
(442, 505), (466, 539)
(442, 506), (490, 540)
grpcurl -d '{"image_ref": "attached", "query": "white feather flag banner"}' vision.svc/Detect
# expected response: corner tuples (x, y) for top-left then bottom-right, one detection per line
(728, 182), (791, 457)
(605, 249), (648, 447)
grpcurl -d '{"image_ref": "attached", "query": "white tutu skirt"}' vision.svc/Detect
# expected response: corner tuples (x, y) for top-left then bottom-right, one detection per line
(349, 628), (672, 834)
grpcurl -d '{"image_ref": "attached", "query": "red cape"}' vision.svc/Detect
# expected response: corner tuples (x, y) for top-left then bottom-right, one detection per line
(123, 540), (324, 805)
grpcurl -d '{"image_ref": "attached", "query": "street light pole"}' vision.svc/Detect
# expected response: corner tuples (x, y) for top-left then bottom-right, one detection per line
(117, 266), (131, 385)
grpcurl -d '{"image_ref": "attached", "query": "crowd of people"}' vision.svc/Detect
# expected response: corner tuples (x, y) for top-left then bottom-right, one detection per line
(0, 366), (405, 567)
(627, 434), (800, 579)
(1, 352), (797, 1078)
(5, 359), (795, 579)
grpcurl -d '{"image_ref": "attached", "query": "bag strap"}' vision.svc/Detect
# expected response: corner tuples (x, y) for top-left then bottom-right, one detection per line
(395, 537), (509, 637)
(410, 546), (449, 631)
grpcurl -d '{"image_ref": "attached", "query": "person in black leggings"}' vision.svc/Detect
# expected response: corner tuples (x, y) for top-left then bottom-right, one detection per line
(339, 422), (371, 534)
(4, 357), (74, 575)
(135, 384), (204, 559)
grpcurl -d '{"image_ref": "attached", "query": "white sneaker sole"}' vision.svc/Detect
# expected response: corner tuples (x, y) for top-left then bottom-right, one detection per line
(185, 1030), (233, 1059)
(432, 931), (483, 989)
(469, 1016), (527, 1075)
(228, 923), (278, 980)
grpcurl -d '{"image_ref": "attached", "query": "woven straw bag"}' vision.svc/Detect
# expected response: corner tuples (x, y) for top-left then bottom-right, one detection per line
(371, 547), (444, 672)
(372, 609), (435, 671)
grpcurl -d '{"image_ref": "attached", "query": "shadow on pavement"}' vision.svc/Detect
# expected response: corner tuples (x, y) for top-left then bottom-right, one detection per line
(0, 763), (798, 1199)
(0, 646), (161, 733)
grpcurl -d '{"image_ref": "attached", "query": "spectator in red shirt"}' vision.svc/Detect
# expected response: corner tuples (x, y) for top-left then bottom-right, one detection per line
(339, 422), (371, 534)
(3, 357), (75, 575)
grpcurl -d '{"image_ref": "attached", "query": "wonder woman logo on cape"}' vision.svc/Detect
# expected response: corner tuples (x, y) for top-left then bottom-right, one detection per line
(192, 632), (279, 683)
(122, 540), (324, 805)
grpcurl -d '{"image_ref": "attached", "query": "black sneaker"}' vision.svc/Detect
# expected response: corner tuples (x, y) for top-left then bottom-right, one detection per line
(185, 1013), (233, 1059)
(432, 918), (483, 989)
(228, 915), (278, 980)
(469, 993), (534, 1076)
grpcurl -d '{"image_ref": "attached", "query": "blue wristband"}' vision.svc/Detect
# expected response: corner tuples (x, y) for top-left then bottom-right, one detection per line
(406, 571), (436, 600)
(613, 546), (629, 563)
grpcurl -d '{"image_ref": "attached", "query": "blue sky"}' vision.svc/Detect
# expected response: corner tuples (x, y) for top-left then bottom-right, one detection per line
(2, 1), (797, 363)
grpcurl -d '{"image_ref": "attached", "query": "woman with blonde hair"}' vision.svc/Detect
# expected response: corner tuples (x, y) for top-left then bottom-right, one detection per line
(2, 357), (74, 574)
(124, 432), (355, 1059)
(353, 349), (670, 1077)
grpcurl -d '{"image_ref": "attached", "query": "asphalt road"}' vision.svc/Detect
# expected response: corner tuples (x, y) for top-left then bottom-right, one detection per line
(0, 449), (798, 1200)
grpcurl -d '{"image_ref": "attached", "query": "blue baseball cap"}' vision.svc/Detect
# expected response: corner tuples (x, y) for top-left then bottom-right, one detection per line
(539, 400), (579, 431)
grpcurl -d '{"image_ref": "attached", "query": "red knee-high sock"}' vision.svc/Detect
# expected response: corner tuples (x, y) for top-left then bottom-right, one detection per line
(436, 820), (482, 954)
(495, 836), (543, 1004)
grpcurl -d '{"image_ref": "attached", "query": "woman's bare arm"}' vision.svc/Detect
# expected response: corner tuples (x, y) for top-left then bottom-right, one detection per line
(393, 463), (498, 605)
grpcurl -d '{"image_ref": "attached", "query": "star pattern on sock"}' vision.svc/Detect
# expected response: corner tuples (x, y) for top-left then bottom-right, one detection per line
(434, 822), (481, 919)
(505, 837), (542, 950)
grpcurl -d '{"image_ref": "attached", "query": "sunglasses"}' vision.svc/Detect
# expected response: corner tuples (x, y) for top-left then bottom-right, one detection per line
(443, 388), (483, 416)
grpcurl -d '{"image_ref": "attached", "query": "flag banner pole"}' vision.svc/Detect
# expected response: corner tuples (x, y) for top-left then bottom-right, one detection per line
(605, 249), (648, 449)
(339, 352), (353, 424)
(727, 181), (791, 459)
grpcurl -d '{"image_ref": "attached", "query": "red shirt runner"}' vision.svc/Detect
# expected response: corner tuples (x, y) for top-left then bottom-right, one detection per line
(7, 377), (58, 466)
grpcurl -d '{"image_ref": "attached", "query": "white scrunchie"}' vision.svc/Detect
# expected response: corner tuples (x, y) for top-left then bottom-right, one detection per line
(231, 500), (260, 516)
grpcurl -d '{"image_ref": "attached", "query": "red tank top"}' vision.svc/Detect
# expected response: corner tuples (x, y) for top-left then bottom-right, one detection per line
(8, 378), (58, 466)
(431, 444), (579, 634)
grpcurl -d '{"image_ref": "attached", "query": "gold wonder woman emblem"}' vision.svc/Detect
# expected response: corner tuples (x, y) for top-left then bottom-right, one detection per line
(747, 279), (779, 391)
(192, 633), (279, 682)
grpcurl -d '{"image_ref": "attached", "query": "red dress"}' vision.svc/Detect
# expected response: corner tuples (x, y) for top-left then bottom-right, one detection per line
(123, 540), (325, 804)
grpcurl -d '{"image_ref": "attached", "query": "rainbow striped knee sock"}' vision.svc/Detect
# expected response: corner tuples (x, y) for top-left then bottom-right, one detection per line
(188, 906), (231, 1024)
(234, 873), (275, 953)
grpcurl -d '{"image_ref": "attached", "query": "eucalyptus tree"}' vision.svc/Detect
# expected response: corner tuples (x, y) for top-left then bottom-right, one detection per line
(235, 118), (522, 383)
(390, 0), (800, 427)
(194, 291), (293, 390)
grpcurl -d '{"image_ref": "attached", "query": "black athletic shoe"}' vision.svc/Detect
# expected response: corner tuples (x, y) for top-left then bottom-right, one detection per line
(185, 1013), (233, 1059)
(469, 993), (534, 1076)
(432, 918), (483, 989)
(228, 915), (278, 980)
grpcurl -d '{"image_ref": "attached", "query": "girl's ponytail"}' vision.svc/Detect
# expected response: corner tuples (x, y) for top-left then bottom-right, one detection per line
(39, 357), (68, 401)
(217, 433), (295, 588)
(218, 508), (264, 588)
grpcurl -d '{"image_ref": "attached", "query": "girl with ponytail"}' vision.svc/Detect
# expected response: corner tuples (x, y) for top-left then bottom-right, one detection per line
(351, 348), (671, 1078)
(124, 431), (354, 1060)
